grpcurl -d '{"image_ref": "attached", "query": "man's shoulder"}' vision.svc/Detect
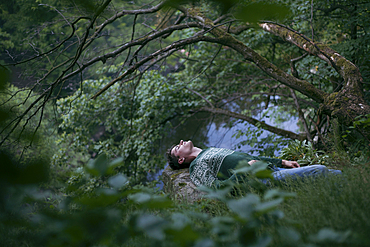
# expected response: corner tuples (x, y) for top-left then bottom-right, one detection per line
(191, 147), (235, 165)
(204, 147), (234, 154)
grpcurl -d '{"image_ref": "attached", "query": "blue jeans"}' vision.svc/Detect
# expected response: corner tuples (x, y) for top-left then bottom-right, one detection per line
(271, 165), (342, 182)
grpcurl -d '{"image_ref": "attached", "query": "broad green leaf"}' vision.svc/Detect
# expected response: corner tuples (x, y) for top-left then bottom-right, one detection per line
(136, 214), (167, 240)
(264, 189), (296, 200)
(200, 185), (232, 201)
(255, 169), (273, 179)
(108, 174), (128, 189)
(128, 192), (173, 209)
(171, 213), (191, 230)
(193, 238), (215, 247)
(234, 161), (269, 175)
(278, 227), (301, 243)
(310, 228), (351, 243)
(128, 192), (151, 203)
(255, 198), (284, 214)
(227, 194), (260, 219)
(165, 224), (199, 247)
(85, 154), (109, 177)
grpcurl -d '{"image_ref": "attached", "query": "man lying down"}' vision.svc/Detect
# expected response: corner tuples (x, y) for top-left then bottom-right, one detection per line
(166, 140), (342, 188)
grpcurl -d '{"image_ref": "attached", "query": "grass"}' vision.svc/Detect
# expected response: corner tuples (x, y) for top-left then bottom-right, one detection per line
(174, 164), (370, 246)
(267, 166), (370, 246)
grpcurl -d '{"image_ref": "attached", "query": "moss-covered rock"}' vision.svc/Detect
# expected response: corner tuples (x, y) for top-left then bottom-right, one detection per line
(161, 166), (205, 204)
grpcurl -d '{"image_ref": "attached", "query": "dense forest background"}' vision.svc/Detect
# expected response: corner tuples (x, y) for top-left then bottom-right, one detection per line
(0, 0), (370, 246)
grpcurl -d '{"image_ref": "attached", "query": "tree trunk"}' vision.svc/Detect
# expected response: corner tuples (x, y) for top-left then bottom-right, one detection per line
(183, 9), (370, 140)
(259, 22), (370, 137)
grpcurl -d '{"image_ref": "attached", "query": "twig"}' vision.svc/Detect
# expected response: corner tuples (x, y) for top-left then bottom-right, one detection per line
(290, 88), (312, 142)
(185, 87), (214, 108)
(311, 0), (315, 41)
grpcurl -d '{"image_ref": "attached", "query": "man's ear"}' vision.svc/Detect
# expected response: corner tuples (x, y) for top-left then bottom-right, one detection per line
(178, 157), (185, 164)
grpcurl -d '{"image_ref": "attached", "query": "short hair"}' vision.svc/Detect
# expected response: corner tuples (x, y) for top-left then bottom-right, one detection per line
(166, 144), (188, 170)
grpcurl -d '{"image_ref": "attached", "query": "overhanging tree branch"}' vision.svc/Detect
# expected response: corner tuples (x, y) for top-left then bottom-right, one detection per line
(176, 8), (328, 103)
(259, 21), (364, 97)
(2, 0), (370, 147)
(0, 0), (113, 147)
(86, 1), (167, 50)
(61, 22), (200, 84)
(199, 107), (305, 141)
(198, 35), (328, 103)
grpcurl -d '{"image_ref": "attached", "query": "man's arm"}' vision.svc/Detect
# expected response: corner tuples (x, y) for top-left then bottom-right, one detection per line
(249, 159), (300, 168)
(250, 156), (283, 167)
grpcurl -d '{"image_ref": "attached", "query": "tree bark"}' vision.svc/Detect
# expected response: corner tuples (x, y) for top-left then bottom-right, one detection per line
(259, 22), (370, 131)
(179, 9), (370, 139)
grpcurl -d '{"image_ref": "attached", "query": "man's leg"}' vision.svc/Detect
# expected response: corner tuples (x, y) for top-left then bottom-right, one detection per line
(272, 165), (342, 181)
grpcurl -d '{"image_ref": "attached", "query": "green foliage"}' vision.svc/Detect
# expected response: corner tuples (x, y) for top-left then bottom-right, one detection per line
(234, 0), (291, 24)
(353, 113), (370, 129)
(0, 83), (57, 166)
(0, 27), (14, 50)
(53, 67), (202, 182)
(339, 113), (370, 165)
(65, 155), (127, 196)
(2, 1), (370, 246)
(0, 0), (170, 95)
(279, 140), (329, 166)
(290, 0), (370, 101)
(3, 151), (365, 247)
(168, 0), (291, 23)
(0, 68), (52, 246)
(233, 124), (291, 157)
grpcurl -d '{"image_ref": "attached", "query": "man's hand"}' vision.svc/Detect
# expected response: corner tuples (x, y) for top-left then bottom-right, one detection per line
(248, 160), (258, 165)
(282, 160), (300, 168)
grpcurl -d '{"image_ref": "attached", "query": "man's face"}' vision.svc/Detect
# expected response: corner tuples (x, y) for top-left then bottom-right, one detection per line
(171, 140), (193, 164)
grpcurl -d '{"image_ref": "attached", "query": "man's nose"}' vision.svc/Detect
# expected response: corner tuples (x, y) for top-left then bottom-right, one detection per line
(180, 140), (183, 145)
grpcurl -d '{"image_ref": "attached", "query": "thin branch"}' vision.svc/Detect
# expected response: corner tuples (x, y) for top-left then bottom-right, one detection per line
(5, 17), (89, 66)
(290, 88), (312, 142)
(162, 13), (186, 38)
(220, 23), (252, 34)
(169, 9), (329, 103)
(213, 13), (232, 24)
(61, 22), (200, 83)
(199, 107), (305, 141)
(186, 44), (223, 84)
(156, 7), (176, 31)
(0, 0), (112, 147)
(260, 21), (340, 73)
(86, 1), (167, 49)
(0, 91), (45, 146)
(307, 114), (328, 149)
(91, 44), (183, 99)
(120, 13), (138, 70)
(185, 87), (214, 108)
(310, 0), (315, 41)
(259, 21), (364, 100)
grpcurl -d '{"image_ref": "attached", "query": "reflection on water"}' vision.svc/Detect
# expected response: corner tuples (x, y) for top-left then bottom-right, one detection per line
(149, 109), (299, 189)
(160, 109), (299, 154)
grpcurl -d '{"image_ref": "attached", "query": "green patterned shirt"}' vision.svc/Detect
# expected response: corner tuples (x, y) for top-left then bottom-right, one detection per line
(189, 147), (282, 187)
